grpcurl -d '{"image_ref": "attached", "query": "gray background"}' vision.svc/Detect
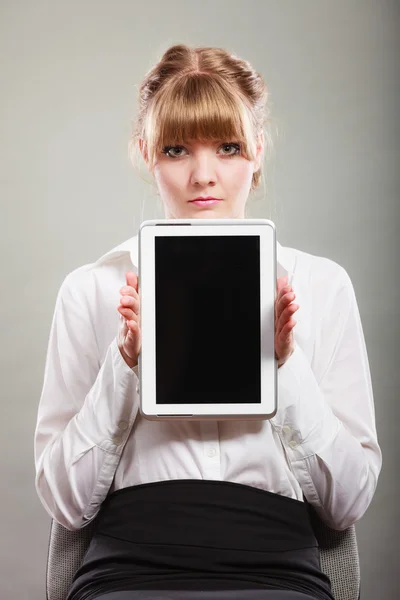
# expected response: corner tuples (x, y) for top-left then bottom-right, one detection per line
(1, 1), (398, 598)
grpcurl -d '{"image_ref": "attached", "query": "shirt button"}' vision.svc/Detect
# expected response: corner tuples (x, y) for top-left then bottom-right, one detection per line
(136, 383), (140, 394)
(118, 421), (128, 431)
(289, 440), (298, 449)
(113, 436), (122, 445)
(207, 447), (217, 458)
(282, 425), (292, 435)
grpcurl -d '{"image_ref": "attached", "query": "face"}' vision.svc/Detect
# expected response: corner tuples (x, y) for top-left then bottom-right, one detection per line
(141, 138), (263, 220)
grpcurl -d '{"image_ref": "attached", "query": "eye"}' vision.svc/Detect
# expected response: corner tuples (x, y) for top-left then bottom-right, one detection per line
(161, 145), (187, 158)
(218, 143), (241, 156)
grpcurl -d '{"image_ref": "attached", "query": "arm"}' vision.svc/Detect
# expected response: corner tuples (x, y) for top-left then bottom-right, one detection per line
(271, 265), (382, 530)
(34, 267), (140, 531)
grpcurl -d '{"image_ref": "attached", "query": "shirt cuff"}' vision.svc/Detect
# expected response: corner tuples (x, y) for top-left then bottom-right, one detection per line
(271, 342), (342, 460)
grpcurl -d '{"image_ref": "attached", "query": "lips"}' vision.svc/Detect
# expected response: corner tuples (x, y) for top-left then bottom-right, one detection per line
(190, 197), (223, 202)
(190, 198), (222, 207)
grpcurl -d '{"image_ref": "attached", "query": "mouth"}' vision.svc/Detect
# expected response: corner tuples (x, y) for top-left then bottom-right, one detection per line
(189, 197), (223, 207)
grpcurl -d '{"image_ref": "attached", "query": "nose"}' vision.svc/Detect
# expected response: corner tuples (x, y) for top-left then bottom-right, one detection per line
(190, 153), (217, 187)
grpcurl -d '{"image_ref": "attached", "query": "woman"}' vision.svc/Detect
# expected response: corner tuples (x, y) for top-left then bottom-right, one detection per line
(34, 44), (382, 600)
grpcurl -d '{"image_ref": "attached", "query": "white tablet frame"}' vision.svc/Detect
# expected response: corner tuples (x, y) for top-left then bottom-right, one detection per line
(138, 218), (277, 421)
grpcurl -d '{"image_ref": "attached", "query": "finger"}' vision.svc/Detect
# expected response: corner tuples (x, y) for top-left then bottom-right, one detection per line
(275, 290), (296, 320)
(277, 290), (296, 311)
(275, 304), (297, 340)
(276, 285), (293, 317)
(277, 303), (299, 334)
(119, 295), (139, 311)
(118, 306), (139, 322)
(278, 318), (296, 341)
(276, 276), (288, 297)
(277, 275), (288, 289)
(277, 284), (293, 302)
(276, 321), (296, 354)
(126, 271), (138, 291)
(126, 320), (141, 344)
(120, 285), (139, 298)
(275, 277), (289, 318)
(127, 319), (140, 334)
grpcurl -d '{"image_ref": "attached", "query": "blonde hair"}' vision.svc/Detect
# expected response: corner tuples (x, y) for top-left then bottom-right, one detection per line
(130, 44), (272, 191)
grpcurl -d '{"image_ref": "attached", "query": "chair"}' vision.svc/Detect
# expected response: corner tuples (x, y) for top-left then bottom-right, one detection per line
(46, 508), (360, 600)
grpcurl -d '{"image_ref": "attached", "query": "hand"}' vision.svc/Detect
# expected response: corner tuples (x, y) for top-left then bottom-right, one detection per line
(117, 271), (141, 368)
(275, 275), (299, 368)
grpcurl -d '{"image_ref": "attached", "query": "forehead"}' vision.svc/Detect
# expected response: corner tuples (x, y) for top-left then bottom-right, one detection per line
(174, 139), (235, 147)
(150, 87), (248, 148)
(157, 121), (244, 149)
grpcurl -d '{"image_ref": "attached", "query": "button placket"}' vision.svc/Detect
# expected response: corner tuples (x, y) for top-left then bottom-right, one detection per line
(206, 447), (217, 458)
(200, 421), (221, 479)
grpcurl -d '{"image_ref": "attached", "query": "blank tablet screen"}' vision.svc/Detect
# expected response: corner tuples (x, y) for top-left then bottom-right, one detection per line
(155, 235), (261, 404)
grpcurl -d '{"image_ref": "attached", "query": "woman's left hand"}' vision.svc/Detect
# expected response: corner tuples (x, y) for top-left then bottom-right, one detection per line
(275, 276), (299, 368)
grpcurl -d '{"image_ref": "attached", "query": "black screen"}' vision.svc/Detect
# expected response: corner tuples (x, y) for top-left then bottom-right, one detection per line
(155, 235), (261, 404)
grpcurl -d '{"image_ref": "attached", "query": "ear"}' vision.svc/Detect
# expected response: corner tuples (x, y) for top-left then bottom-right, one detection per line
(253, 131), (264, 172)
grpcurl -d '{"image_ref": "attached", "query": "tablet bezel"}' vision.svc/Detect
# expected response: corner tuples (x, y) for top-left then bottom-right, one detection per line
(138, 218), (277, 420)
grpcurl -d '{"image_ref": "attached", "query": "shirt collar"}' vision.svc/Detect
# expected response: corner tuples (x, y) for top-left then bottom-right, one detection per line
(95, 235), (291, 279)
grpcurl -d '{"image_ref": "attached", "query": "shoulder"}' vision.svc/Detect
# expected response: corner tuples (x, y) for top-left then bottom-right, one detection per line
(282, 245), (356, 326)
(283, 244), (352, 291)
(57, 235), (138, 306)
(281, 246), (359, 357)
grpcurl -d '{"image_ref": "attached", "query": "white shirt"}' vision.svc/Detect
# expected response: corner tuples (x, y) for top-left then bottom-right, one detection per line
(34, 235), (382, 532)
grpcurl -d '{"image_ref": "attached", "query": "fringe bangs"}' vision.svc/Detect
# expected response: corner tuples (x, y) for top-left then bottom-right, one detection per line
(144, 73), (257, 165)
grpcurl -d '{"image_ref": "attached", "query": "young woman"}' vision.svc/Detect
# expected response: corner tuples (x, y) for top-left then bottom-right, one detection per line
(34, 44), (382, 600)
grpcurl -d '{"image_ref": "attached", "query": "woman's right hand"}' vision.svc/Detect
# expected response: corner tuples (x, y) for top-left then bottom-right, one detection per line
(117, 271), (141, 368)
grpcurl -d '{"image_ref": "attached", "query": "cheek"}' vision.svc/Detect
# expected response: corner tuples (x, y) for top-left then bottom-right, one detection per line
(226, 161), (254, 193)
(154, 165), (184, 196)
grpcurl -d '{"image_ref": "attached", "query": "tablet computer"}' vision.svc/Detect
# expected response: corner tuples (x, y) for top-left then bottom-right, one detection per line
(138, 218), (277, 420)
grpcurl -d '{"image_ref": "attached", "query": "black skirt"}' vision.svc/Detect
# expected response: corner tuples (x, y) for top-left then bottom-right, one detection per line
(67, 480), (333, 600)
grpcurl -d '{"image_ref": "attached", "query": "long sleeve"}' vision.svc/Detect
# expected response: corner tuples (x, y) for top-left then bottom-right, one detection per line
(271, 265), (382, 530)
(34, 266), (140, 531)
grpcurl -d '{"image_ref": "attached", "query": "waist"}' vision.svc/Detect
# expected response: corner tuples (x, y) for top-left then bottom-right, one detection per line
(68, 480), (333, 600)
(96, 479), (317, 553)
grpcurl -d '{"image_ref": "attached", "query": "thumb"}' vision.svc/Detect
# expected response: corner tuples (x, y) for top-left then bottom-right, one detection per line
(275, 276), (288, 319)
(276, 275), (288, 293)
(126, 270), (138, 290)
